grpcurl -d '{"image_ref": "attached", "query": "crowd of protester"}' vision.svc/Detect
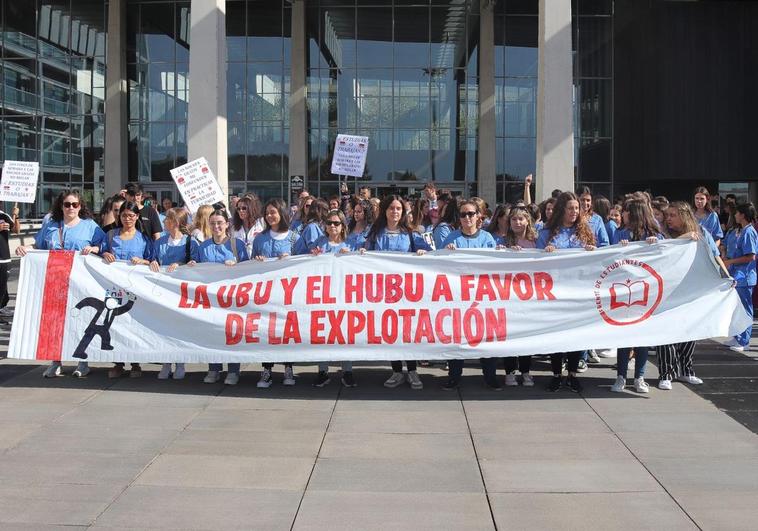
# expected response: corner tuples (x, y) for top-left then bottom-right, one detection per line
(11, 179), (756, 394)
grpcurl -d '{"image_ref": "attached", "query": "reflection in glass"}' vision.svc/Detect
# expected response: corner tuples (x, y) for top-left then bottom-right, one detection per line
(579, 78), (611, 138)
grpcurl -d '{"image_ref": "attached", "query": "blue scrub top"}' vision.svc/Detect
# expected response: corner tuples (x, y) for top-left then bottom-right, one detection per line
(366, 228), (428, 252)
(604, 219), (618, 245)
(153, 234), (198, 266)
(698, 211), (723, 242)
(346, 226), (371, 251)
(537, 227), (589, 249)
(252, 230), (298, 259)
(103, 229), (155, 261)
(432, 223), (453, 250)
(35, 218), (105, 251)
(192, 237), (249, 264)
(313, 235), (351, 254)
(442, 229), (497, 249)
(725, 225), (758, 287)
(293, 222), (324, 255)
(612, 228), (664, 244)
(588, 213), (610, 247)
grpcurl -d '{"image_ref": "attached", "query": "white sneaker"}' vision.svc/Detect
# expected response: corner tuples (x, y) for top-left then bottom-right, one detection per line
(203, 370), (220, 384)
(72, 362), (90, 378)
(173, 364), (186, 380)
(588, 350), (601, 363)
(407, 370), (423, 390)
(283, 366), (296, 386)
(43, 362), (62, 378)
(610, 375), (626, 393)
(504, 373), (518, 386)
(257, 368), (272, 388)
(597, 348), (617, 358)
(224, 372), (239, 385)
(729, 345), (745, 353)
(634, 377), (649, 393)
(658, 379), (672, 390)
(158, 364), (172, 380)
(677, 375), (703, 385)
(384, 372), (406, 388)
(521, 373), (534, 387)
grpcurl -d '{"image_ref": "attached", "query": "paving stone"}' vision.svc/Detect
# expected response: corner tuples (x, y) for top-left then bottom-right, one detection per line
(92, 485), (301, 530)
(327, 409), (469, 434)
(616, 430), (758, 459)
(489, 492), (696, 531)
(135, 455), (314, 491)
(293, 491), (494, 531)
(599, 411), (751, 435)
(663, 491), (758, 531)
(319, 432), (475, 460)
(0, 484), (121, 527)
(188, 408), (332, 432)
(472, 432), (632, 461)
(165, 429), (324, 458)
(642, 457), (758, 493)
(466, 411), (611, 435)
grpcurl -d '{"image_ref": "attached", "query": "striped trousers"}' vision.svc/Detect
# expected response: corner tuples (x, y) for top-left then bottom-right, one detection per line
(655, 342), (696, 381)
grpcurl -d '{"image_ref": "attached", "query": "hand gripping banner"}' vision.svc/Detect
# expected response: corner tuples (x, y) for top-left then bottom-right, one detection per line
(8, 240), (750, 363)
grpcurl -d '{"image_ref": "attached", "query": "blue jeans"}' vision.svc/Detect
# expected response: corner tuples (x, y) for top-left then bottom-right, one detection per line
(735, 286), (754, 347)
(209, 363), (240, 374)
(616, 347), (648, 379)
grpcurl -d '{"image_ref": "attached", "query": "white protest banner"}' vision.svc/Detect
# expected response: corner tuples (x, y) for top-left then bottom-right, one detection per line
(0, 160), (39, 203)
(330, 134), (369, 178)
(169, 157), (225, 213)
(8, 240), (749, 364)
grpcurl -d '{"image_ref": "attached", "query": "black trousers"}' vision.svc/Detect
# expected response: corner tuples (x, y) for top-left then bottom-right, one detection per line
(0, 262), (8, 308)
(655, 342), (696, 380)
(391, 360), (417, 372)
(550, 352), (581, 375)
(504, 356), (532, 374)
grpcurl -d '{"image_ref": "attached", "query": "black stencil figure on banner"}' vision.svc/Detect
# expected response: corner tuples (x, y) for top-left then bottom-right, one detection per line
(73, 288), (136, 359)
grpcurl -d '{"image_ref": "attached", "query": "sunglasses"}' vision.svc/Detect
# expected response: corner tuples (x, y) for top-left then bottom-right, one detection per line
(459, 211), (477, 218)
(237, 206), (248, 211)
(325, 220), (343, 226)
(63, 201), (80, 208)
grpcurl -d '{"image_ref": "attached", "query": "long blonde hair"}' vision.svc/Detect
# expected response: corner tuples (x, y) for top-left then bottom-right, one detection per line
(666, 201), (700, 238)
(166, 208), (191, 236)
(193, 204), (214, 241)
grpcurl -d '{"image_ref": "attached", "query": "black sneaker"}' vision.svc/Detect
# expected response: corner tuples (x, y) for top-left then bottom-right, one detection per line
(484, 377), (503, 391)
(341, 371), (357, 388)
(441, 378), (459, 391)
(312, 371), (331, 387)
(548, 376), (562, 392)
(567, 375), (583, 393)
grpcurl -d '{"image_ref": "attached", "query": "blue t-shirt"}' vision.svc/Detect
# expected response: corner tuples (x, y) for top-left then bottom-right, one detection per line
(153, 234), (198, 266)
(588, 213), (610, 247)
(537, 227), (590, 249)
(293, 222), (324, 255)
(252, 230), (298, 259)
(442, 229), (497, 249)
(192, 237), (249, 264)
(313, 235), (350, 254)
(103, 229), (154, 261)
(346, 226), (370, 251)
(432, 223), (454, 250)
(725, 225), (758, 287)
(366, 228), (428, 252)
(34, 219), (105, 251)
(612, 228), (664, 244)
(697, 211), (723, 242)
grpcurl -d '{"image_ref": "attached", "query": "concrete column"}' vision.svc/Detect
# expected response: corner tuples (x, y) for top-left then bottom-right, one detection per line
(187, 0), (228, 198)
(104, 0), (127, 193)
(477, 0), (497, 205)
(288, 0), (308, 193)
(536, 0), (574, 201)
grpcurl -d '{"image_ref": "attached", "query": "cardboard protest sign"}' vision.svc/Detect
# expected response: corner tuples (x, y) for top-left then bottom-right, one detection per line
(0, 161), (39, 203)
(330, 135), (369, 178)
(170, 157), (225, 213)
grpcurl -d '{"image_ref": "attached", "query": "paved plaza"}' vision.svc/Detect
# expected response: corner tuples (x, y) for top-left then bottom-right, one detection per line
(1, 270), (758, 530)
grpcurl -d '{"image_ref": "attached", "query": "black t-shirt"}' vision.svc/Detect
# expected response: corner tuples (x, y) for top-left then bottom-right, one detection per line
(0, 211), (12, 261)
(140, 205), (162, 238)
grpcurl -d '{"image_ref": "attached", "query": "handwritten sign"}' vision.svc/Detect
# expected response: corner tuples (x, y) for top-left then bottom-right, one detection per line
(169, 157), (225, 213)
(0, 161), (39, 203)
(330, 134), (369, 178)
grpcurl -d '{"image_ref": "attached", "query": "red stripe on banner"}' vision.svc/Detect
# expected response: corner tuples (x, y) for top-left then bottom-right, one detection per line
(35, 251), (75, 361)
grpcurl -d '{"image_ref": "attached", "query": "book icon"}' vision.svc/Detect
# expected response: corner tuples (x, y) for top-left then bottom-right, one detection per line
(610, 279), (649, 310)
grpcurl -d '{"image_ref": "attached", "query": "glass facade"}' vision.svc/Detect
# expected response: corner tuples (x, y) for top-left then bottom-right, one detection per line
(306, 0), (479, 199)
(127, 0), (191, 184)
(1, 0), (107, 216)
(226, 0), (291, 200)
(495, 0), (537, 204)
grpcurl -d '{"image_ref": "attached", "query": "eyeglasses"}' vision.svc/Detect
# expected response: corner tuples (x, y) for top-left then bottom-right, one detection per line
(63, 201), (80, 208)
(237, 206), (248, 211)
(459, 211), (477, 218)
(325, 220), (342, 226)
(120, 213), (138, 220)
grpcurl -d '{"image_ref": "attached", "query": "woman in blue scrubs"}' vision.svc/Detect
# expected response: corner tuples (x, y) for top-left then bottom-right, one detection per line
(693, 186), (723, 246)
(723, 203), (758, 352)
